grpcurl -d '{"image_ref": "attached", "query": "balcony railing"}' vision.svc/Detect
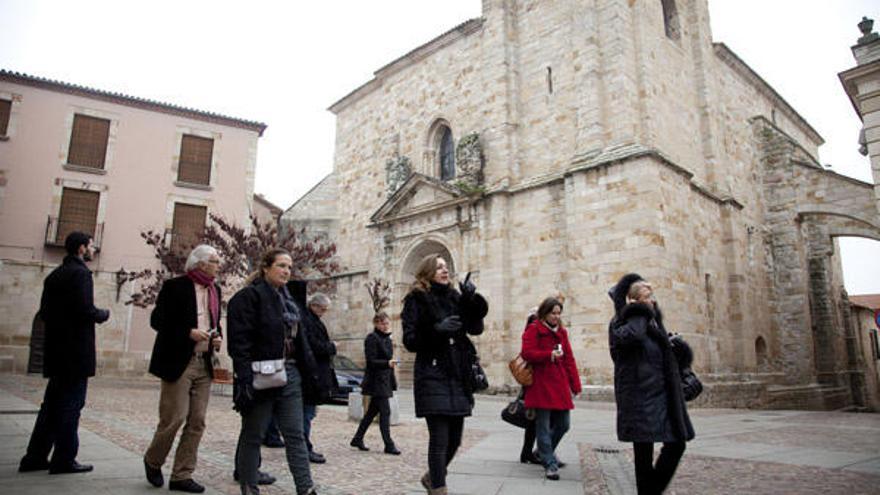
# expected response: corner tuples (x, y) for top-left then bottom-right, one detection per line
(45, 216), (104, 251)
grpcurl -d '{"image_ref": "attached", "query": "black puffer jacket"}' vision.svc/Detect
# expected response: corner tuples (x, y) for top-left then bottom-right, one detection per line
(402, 282), (488, 417)
(608, 274), (694, 443)
(360, 329), (397, 399)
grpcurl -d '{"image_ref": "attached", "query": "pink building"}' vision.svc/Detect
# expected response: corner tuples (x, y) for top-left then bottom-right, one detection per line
(0, 69), (266, 374)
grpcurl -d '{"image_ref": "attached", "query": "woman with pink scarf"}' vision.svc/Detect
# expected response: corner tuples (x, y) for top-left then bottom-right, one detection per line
(143, 245), (223, 493)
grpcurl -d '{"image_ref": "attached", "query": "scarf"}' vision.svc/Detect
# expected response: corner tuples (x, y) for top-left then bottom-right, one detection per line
(278, 284), (301, 335)
(187, 269), (219, 328)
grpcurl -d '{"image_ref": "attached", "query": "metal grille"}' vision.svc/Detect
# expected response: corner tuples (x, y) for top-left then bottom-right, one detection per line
(0, 99), (11, 136)
(67, 114), (110, 169)
(57, 188), (100, 242)
(177, 134), (214, 185)
(171, 203), (207, 253)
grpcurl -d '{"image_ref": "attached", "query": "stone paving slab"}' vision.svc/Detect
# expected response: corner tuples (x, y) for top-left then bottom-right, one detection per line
(2, 375), (880, 494)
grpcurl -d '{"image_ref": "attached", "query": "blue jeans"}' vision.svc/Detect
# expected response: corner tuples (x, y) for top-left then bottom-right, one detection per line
(24, 376), (88, 468)
(535, 409), (570, 470)
(302, 403), (317, 452)
(236, 363), (313, 494)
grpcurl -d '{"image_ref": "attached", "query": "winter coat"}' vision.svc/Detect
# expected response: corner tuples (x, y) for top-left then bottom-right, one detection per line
(609, 302), (695, 443)
(227, 278), (299, 399)
(360, 329), (397, 399)
(521, 319), (581, 410)
(40, 255), (108, 378)
(299, 307), (339, 405)
(148, 276), (222, 382)
(402, 282), (488, 417)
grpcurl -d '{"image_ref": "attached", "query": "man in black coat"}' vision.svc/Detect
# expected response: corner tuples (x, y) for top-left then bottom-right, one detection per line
(143, 245), (223, 493)
(297, 293), (338, 464)
(19, 232), (110, 475)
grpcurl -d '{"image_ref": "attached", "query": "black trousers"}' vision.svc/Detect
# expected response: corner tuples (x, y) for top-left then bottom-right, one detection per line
(23, 376), (88, 467)
(633, 441), (686, 495)
(353, 396), (393, 447)
(425, 415), (464, 489)
(521, 420), (536, 459)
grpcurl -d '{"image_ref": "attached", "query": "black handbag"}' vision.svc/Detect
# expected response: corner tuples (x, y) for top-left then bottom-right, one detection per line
(501, 396), (535, 429)
(681, 367), (703, 402)
(470, 357), (489, 392)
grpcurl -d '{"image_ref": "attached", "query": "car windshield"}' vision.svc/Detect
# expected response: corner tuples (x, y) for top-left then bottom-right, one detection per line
(333, 355), (361, 370)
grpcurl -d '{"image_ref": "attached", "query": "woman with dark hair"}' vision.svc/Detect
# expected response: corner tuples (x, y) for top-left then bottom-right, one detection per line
(608, 273), (694, 495)
(227, 249), (316, 495)
(402, 254), (488, 495)
(521, 297), (581, 481)
(350, 312), (400, 454)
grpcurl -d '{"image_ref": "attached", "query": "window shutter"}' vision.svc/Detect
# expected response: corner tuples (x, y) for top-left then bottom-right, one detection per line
(177, 135), (214, 185)
(58, 188), (100, 242)
(172, 203), (207, 252)
(0, 99), (11, 136)
(68, 114), (110, 169)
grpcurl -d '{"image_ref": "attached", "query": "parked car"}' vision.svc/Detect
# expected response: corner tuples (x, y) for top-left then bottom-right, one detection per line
(332, 354), (364, 404)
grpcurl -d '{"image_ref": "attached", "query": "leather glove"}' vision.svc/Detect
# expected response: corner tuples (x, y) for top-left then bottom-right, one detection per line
(233, 381), (255, 414)
(458, 272), (476, 298)
(95, 308), (110, 323)
(232, 362), (255, 413)
(434, 315), (462, 334)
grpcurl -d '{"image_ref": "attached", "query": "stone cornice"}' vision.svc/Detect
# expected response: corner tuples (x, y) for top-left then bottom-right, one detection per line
(838, 59), (880, 121)
(491, 144), (743, 209)
(714, 43), (824, 146)
(328, 18), (484, 114)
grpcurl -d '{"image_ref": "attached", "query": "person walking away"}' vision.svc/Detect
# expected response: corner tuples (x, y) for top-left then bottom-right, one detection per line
(227, 249), (316, 495)
(19, 232), (110, 475)
(608, 273), (694, 495)
(521, 297), (581, 481)
(143, 245), (224, 493)
(350, 312), (400, 454)
(402, 255), (488, 495)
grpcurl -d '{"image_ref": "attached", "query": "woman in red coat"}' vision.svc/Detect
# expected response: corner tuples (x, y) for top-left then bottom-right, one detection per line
(521, 297), (581, 481)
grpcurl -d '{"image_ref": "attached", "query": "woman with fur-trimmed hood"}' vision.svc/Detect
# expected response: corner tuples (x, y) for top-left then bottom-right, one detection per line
(608, 273), (694, 495)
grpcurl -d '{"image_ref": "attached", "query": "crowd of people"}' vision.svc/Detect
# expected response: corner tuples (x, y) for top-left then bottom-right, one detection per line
(18, 233), (697, 495)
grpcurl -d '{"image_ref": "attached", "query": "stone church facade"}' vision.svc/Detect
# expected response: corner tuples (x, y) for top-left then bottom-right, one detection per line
(284, 1), (880, 409)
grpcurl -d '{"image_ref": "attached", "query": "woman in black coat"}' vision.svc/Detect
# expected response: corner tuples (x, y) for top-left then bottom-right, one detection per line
(608, 273), (694, 495)
(349, 312), (399, 454)
(227, 249), (315, 495)
(402, 254), (488, 495)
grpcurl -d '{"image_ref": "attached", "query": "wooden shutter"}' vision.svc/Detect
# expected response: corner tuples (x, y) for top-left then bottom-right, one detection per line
(58, 188), (100, 243)
(177, 135), (214, 185)
(68, 114), (110, 169)
(172, 203), (207, 252)
(0, 99), (11, 136)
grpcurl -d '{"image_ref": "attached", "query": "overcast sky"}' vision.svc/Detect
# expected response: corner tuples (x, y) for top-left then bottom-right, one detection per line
(1, 0), (878, 293)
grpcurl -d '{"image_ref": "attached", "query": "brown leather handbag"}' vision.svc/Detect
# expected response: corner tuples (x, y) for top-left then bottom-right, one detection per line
(508, 354), (533, 386)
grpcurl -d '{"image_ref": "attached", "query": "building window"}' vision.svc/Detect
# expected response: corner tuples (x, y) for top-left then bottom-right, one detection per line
(48, 188), (101, 246)
(755, 336), (768, 368)
(170, 202), (207, 252)
(68, 114), (111, 169)
(661, 0), (681, 40)
(439, 126), (455, 181)
(0, 99), (11, 136)
(177, 134), (214, 185)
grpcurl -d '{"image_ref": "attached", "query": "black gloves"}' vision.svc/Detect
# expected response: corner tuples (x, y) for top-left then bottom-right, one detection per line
(233, 381), (255, 413)
(459, 272), (476, 298)
(434, 315), (462, 334)
(232, 362), (255, 413)
(95, 308), (110, 323)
